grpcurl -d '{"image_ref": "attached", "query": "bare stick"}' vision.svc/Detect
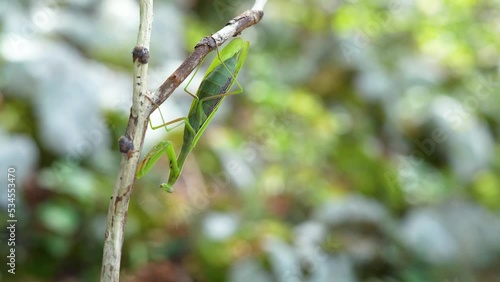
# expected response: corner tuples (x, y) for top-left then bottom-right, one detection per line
(100, 0), (266, 281)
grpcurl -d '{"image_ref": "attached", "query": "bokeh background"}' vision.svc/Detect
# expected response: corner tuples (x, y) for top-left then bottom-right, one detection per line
(1, 0), (500, 281)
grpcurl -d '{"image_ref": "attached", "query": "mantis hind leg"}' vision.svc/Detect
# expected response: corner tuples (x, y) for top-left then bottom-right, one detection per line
(198, 83), (243, 103)
(144, 95), (196, 135)
(183, 55), (208, 100)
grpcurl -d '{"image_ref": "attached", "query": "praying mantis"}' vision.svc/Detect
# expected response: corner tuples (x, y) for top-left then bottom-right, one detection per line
(136, 38), (250, 192)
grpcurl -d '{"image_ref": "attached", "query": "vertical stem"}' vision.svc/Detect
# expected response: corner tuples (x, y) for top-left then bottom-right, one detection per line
(100, 0), (153, 281)
(132, 0), (153, 118)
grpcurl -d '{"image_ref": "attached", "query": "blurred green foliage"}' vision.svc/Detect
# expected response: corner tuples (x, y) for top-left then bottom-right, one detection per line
(1, 0), (500, 281)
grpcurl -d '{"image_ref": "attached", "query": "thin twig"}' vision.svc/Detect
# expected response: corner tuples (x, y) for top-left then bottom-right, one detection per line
(100, 1), (266, 281)
(100, 0), (153, 281)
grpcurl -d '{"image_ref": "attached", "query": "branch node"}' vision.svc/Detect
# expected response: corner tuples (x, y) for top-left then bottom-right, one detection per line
(195, 36), (217, 50)
(255, 10), (264, 21)
(132, 46), (150, 64)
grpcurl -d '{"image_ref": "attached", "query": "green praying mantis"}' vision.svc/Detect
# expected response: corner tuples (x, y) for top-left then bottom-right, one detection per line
(136, 38), (250, 192)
